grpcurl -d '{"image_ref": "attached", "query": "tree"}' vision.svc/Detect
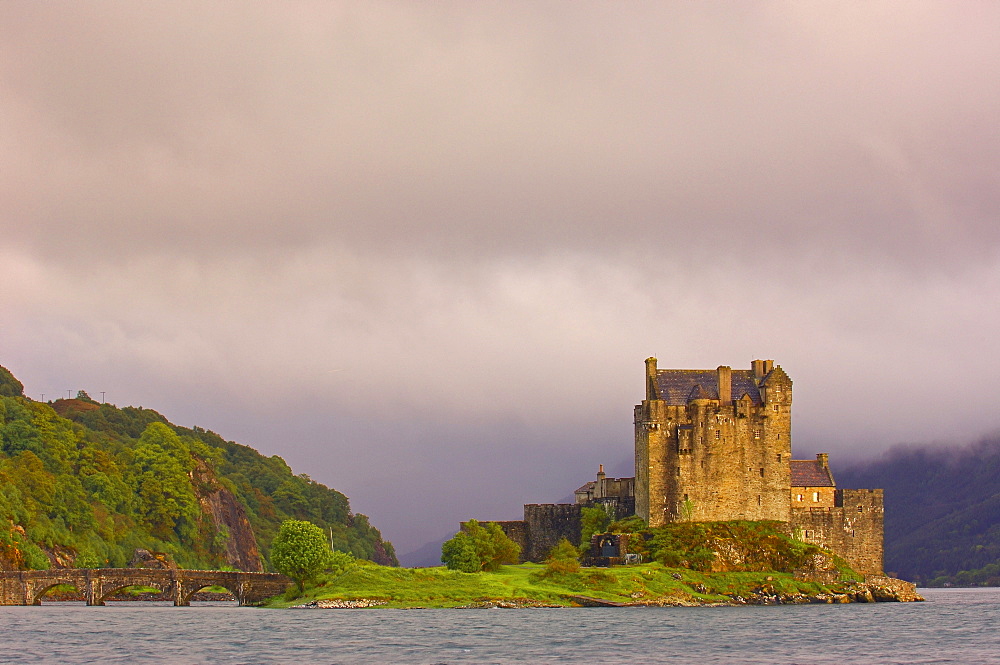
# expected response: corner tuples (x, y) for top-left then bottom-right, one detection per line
(441, 531), (479, 572)
(579, 505), (611, 550)
(130, 423), (200, 540)
(270, 519), (330, 593)
(441, 520), (521, 572)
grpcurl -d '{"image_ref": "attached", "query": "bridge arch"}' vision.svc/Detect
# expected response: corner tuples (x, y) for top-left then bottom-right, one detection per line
(93, 581), (170, 606)
(31, 581), (82, 605)
(178, 581), (238, 606)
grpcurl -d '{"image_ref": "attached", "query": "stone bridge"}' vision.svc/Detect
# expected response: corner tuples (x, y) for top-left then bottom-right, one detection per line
(0, 569), (290, 606)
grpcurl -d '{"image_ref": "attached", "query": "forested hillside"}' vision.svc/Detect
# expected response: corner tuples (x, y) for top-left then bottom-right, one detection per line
(0, 364), (396, 571)
(838, 436), (1000, 585)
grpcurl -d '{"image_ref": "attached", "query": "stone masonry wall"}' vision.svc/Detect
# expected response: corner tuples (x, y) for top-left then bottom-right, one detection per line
(791, 489), (884, 576)
(523, 504), (582, 562)
(491, 520), (529, 561)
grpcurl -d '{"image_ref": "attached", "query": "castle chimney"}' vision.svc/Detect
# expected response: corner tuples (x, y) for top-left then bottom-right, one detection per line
(645, 357), (658, 400)
(717, 366), (732, 406)
(752, 359), (767, 381)
(817, 453), (829, 469)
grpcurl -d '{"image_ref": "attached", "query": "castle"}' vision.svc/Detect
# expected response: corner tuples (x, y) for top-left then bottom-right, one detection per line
(484, 358), (885, 575)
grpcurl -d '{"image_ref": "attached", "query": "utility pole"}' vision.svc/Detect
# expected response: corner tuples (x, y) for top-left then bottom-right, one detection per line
(40, 393), (44, 402)
(66, 390), (71, 399)
(101, 391), (106, 403)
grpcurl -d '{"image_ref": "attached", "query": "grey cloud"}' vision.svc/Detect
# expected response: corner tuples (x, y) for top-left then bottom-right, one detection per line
(3, 2), (999, 263)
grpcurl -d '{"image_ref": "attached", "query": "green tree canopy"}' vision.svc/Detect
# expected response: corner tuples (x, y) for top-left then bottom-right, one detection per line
(441, 531), (479, 572)
(579, 505), (611, 550)
(441, 520), (521, 572)
(270, 519), (330, 592)
(0, 366), (23, 398)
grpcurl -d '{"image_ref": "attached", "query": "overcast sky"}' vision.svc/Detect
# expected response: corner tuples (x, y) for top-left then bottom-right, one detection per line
(3, 1), (999, 560)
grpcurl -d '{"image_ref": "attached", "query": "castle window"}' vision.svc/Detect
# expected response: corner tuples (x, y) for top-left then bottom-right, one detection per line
(753, 430), (761, 439)
(773, 404), (779, 412)
(796, 494), (804, 501)
(805, 530), (813, 538)
(759, 468), (765, 477)
(757, 495), (762, 505)
(776, 454), (782, 463)
(858, 505), (864, 512)
(676, 467), (681, 476)
(812, 492), (820, 502)
(715, 430), (721, 439)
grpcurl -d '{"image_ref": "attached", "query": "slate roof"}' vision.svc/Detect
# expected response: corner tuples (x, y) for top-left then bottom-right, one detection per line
(575, 481), (596, 495)
(790, 460), (835, 487)
(655, 369), (763, 405)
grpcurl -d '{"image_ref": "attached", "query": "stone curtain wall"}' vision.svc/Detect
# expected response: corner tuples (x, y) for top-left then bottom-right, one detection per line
(490, 521), (529, 560)
(523, 504), (583, 561)
(791, 489), (884, 576)
(492, 504), (585, 563)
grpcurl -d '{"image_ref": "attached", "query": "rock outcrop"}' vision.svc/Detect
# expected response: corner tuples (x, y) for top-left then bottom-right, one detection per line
(192, 462), (263, 572)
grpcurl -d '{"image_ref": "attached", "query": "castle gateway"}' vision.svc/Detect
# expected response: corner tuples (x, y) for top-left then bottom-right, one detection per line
(483, 358), (884, 576)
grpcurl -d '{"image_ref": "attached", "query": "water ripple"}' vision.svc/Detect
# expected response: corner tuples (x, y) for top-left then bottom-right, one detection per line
(0, 589), (996, 664)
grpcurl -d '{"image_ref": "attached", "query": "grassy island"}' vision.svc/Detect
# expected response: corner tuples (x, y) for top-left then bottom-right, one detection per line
(262, 519), (921, 608)
(262, 561), (916, 608)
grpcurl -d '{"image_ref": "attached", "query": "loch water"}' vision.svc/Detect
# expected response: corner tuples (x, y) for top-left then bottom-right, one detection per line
(0, 588), (996, 664)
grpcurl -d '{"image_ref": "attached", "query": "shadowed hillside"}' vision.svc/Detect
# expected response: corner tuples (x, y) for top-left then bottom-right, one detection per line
(838, 436), (1000, 584)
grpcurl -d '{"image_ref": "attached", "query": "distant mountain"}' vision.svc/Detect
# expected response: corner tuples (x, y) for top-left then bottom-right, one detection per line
(398, 533), (453, 568)
(0, 364), (396, 571)
(838, 435), (1000, 584)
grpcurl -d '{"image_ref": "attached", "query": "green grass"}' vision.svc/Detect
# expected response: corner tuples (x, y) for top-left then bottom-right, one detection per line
(262, 561), (851, 608)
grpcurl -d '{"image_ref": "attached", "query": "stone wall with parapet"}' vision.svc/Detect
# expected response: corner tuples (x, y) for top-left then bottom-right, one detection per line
(791, 488), (884, 576)
(592, 496), (636, 521)
(484, 505), (583, 564)
(490, 520), (529, 560)
(523, 503), (582, 562)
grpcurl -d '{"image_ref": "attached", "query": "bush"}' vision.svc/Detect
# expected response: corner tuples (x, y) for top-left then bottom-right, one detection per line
(327, 549), (356, 576)
(544, 538), (581, 575)
(22, 541), (50, 570)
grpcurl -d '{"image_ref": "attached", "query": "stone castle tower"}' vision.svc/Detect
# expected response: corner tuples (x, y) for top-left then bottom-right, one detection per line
(635, 357), (793, 526)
